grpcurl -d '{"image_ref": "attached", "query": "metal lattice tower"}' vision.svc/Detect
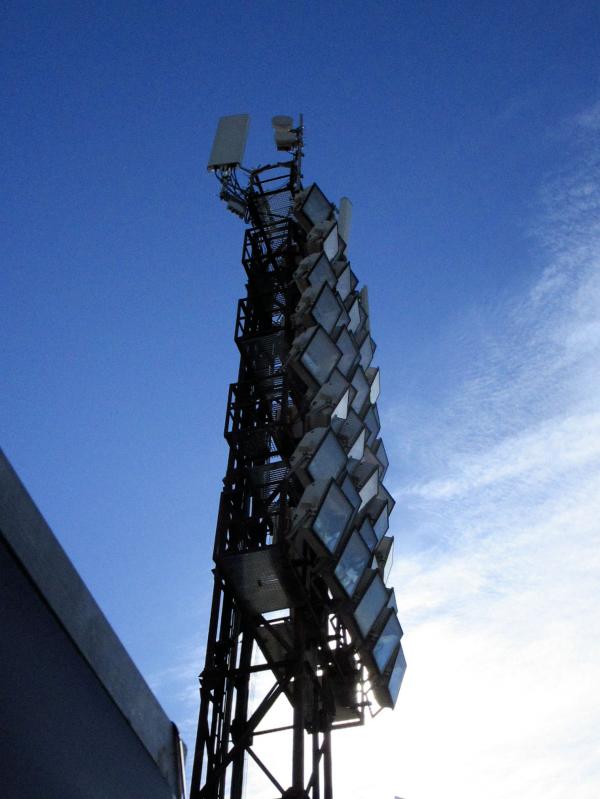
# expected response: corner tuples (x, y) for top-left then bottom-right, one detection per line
(190, 115), (405, 799)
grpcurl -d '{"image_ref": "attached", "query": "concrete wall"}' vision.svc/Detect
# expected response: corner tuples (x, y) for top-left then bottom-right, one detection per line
(0, 449), (186, 798)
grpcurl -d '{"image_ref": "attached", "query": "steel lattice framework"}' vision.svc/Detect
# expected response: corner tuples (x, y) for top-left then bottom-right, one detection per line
(190, 117), (405, 799)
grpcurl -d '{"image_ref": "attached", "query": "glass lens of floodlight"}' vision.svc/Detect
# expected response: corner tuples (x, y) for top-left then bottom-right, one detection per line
(309, 254), (336, 289)
(359, 468), (379, 510)
(312, 284), (342, 334)
(369, 369), (381, 404)
(374, 439), (389, 476)
(313, 482), (353, 553)
(301, 328), (340, 385)
(359, 336), (374, 369)
(348, 298), (361, 333)
(378, 483), (396, 513)
(302, 185), (333, 227)
(350, 368), (370, 413)
(359, 517), (377, 550)
(348, 428), (365, 461)
(338, 410), (363, 452)
(382, 536), (394, 582)
(341, 474), (361, 510)
(373, 614), (403, 672)
(363, 406), (381, 448)
(335, 328), (359, 377)
(323, 225), (339, 262)
(332, 389), (350, 421)
(336, 265), (352, 301)
(372, 503), (389, 541)
(355, 574), (388, 637)
(387, 646), (407, 705)
(335, 530), (371, 596)
(308, 431), (347, 482)
(337, 306), (350, 329)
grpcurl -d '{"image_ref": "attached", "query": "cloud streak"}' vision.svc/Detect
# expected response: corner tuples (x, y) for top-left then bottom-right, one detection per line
(372, 101), (600, 799)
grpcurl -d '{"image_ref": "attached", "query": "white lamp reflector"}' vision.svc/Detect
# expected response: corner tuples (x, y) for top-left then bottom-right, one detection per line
(208, 114), (250, 171)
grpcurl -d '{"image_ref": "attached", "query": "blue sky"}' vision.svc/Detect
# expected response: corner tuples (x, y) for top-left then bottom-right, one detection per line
(2, 3), (600, 797)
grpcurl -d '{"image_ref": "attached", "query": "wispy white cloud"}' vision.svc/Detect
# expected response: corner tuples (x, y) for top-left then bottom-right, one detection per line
(367, 101), (600, 799)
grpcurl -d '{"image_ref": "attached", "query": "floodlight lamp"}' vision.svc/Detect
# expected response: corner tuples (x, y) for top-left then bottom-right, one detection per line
(293, 282), (344, 335)
(353, 571), (389, 638)
(359, 335), (375, 369)
(306, 221), (340, 262)
(289, 326), (342, 389)
(334, 529), (372, 597)
(374, 645), (406, 708)
(362, 496), (389, 542)
(347, 428), (366, 462)
(353, 462), (380, 509)
(334, 327), (360, 377)
(377, 482), (396, 514)
(350, 366), (370, 414)
(290, 427), (347, 486)
(358, 516), (377, 551)
(307, 370), (351, 428)
(374, 535), (394, 582)
(335, 263), (353, 301)
(294, 183), (334, 231)
(341, 474), (361, 511)
(372, 438), (389, 478)
(362, 404), (381, 448)
(347, 296), (362, 334)
(323, 223), (341, 262)
(334, 409), (365, 456)
(293, 253), (336, 293)
(311, 481), (354, 554)
(372, 613), (403, 673)
(292, 479), (354, 556)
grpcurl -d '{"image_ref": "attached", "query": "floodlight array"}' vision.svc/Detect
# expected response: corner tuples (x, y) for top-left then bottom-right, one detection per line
(286, 183), (406, 710)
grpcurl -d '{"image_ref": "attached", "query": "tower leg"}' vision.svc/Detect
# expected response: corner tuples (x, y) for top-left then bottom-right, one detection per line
(323, 730), (333, 799)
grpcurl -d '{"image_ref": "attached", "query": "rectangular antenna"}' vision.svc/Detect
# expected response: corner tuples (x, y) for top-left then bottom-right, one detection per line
(207, 114), (250, 171)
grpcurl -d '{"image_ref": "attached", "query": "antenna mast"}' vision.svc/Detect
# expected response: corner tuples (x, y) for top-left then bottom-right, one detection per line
(191, 115), (404, 799)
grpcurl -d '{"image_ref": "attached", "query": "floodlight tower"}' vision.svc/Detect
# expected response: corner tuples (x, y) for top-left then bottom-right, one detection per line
(190, 115), (405, 799)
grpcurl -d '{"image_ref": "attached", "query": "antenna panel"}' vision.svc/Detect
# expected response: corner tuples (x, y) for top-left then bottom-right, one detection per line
(207, 114), (250, 171)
